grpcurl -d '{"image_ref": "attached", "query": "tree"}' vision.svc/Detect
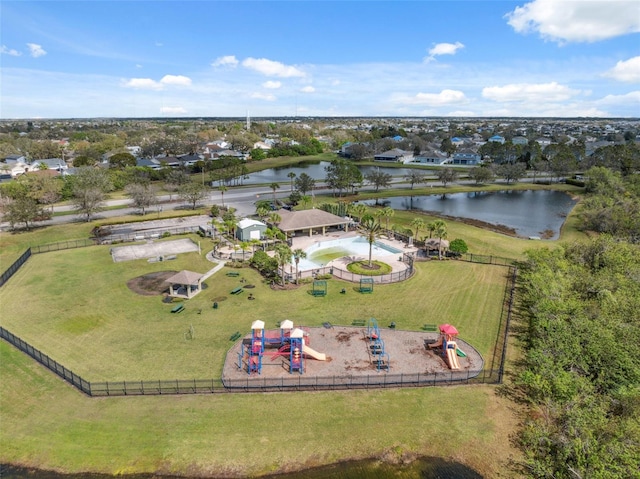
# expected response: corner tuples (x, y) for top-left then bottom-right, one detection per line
(269, 182), (280, 207)
(349, 203), (368, 222)
(437, 167), (458, 187)
(108, 152), (136, 169)
(378, 206), (395, 231)
(273, 243), (292, 286)
(3, 193), (48, 230)
(404, 170), (426, 189)
(365, 168), (392, 192)
(449, 238), (468, 256)
(467, 166), (494, 185)
(358, 215), (383, 267)
(433, 220), (448, 259)
(494, 162), (526, 184)
(287, 171), (296, 192)
(294, 172), (316, 195)
(72, 167), (113, 222)
(411, 217), (426, 241)
(325, 159), (363, 196)
(249, 148), (266, 161)
(440, 138), (456, 157)
(292, 248), (307, 284)
(126, 183), (157, 215)
(164, 170), (190, 201)
(178, 182), (207, 210)
(218, 185), (228, 208)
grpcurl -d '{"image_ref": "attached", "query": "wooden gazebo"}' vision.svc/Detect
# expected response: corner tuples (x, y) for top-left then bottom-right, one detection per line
(166, 270), (204, 299)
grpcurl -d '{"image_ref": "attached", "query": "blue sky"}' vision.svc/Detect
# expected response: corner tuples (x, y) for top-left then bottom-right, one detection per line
(1, 0), (639, 119)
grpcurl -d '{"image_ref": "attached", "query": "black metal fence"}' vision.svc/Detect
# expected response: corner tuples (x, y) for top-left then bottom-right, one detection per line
(0, 248), (31, 287)
(0, 238), (517, 397)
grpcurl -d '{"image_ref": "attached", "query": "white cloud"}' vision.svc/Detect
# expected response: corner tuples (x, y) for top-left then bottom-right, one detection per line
(250, 92), (277, 101)
(603, 56), (640, 83)
(211, 55), (238, 68)
(26, 43), (46, 58)
(1, 45), (21, 56)
(122, 78), (163, 90)
(425, 42), (464, 62)
(160, 106), (187, 114)
(160, 74), (192, 87)
(505, 0), (640, 43)
(399, 89), (467, 106)
(482, 82), (581, 102)
(597, 90), (640, 107)
(135, 64), (143, 69)
(242, 57), (306, 78)
(300, 86), (315, 93)
(263, 81), (282, 89)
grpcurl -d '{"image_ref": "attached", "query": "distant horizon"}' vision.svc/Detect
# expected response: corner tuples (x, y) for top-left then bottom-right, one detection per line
(2, 1), (639, 118)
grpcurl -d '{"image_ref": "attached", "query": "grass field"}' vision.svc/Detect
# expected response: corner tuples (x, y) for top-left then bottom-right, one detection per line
(0, 236), (507, 380)
(0, 193), (589, 477)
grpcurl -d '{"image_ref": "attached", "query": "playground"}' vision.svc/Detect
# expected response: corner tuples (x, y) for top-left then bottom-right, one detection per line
(223, 320), (484, 381)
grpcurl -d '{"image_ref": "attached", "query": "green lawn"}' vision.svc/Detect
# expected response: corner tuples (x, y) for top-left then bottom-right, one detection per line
(0, 236), (507, 380)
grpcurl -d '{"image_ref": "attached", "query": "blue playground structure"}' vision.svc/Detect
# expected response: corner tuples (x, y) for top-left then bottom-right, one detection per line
(365, 318), (390, 371)
(237, 320), (326, 375)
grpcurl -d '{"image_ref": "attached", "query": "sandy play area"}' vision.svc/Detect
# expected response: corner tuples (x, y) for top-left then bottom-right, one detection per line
(222, 324), (484, 387)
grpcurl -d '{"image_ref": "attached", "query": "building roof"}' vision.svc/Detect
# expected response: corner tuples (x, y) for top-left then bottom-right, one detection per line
(275, 208), (348, 232)
(166, 270), (203, 285)
(237, 218), (266, 230)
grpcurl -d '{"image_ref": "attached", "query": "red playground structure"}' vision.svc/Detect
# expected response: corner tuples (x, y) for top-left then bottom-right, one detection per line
(237, 320), (326, 375)
(428, 324), (465, 370)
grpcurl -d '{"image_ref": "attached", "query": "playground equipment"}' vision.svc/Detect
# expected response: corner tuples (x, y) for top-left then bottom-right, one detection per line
(366, 318), (390, 371)
(428, 324), (462, 370)
(359, 277), (374, 294)
(312, 280), (327, 297)
(237, 320), (326, 375)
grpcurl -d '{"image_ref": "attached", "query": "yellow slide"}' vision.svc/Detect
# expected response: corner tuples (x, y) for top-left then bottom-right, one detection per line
(303, 345), (326, 361)
(446, 343), (460, 370)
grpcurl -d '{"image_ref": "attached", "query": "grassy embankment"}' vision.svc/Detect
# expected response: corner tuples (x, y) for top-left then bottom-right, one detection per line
(0, 194), (588, 478)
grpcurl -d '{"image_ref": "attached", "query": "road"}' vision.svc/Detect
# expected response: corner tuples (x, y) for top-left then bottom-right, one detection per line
(1, 176), (559, 231)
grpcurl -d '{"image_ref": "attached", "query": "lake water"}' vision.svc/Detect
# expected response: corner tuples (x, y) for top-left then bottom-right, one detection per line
(359, 190), (577, 240)
(243, 161), (421, 185)
(1, 457), (483, 478)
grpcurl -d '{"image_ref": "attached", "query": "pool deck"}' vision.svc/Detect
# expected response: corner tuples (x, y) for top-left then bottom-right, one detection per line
(290, 230), (418, 273)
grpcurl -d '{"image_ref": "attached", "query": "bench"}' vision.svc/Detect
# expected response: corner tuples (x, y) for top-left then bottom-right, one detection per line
(352, 319), (366, 326)
(226, 272), (240, 277)
(230, 286), (243, 295)
(171, 304), (185, 314)
(229, 332), (242, 342)
(422, 324), (438, 332)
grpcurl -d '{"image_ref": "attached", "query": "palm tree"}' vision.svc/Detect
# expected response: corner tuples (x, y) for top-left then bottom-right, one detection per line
(269, 182), (280, 208)
(358, 215), (383, 267)
(274, 243), (292, 286)
(256, 205), (270, 220)
(378, 206), (394, 233)
(300, 195), (312, 209)
(349, 203), (368, 222)
(287, 172), (296, 192)
(224, 218), (237, 241)
(433, 220), (448, 259)
(292, 248), (307, 284)
(218, 185), (228, 208)
(239, 241), (250, 261)
(249, 238), (261, 256)
(410, 217), (426, 242)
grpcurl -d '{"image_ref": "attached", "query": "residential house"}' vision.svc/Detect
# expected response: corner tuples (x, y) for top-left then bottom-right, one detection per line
(451, 149), (482, 165)
(374, 148), (411, 163)
(30, 158), (68, 172)
(488, 135), (505, 144)
(412, 149), (449, 165)
(512, 136), (529, 146)
(1, 155), (28, 177)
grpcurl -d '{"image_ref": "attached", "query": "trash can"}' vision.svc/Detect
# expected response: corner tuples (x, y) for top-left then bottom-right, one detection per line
(213, 302), (218, 309)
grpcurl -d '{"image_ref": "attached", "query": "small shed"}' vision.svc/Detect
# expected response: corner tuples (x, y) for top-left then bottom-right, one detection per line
(236, 218), (267, 242)
(166, 270), (204, 299)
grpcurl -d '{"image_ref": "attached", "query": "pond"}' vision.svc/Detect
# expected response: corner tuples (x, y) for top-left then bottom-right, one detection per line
(1, 457), (484, 478)
(242, 161), (422, 185)
(359, 190), (577, 240)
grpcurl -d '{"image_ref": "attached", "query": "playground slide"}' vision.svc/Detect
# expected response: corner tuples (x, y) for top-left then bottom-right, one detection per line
(303, 345), (326, 361)
(446, 348), (460, 370)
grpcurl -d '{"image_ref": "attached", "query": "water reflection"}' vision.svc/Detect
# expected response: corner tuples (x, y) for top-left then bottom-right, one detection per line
(360, 190), (576, 240)
(1, 457), (483, 479)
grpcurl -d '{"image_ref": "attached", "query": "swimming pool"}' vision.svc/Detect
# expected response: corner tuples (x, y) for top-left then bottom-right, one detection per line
(297, 236), (402, 271)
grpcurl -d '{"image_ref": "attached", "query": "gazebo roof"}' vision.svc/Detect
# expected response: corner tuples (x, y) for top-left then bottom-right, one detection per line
(424, 238), (450, 250)
(275, 208), (348, 232)
(166, 270), (203, 285)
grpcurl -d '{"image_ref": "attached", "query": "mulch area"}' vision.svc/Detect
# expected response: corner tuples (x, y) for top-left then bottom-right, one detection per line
(126, 270), (177, 296)
(223, 325), (484, 381)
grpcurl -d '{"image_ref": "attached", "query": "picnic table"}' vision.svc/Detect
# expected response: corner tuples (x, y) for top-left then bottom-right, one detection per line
(230, 286), (243, 295)
(226, 272), (240, 277)
(171, 303), (185, 314)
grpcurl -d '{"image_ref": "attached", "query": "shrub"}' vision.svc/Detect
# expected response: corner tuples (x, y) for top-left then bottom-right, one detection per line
(449, 238), (469, 255)
(249, 250), (278, 279)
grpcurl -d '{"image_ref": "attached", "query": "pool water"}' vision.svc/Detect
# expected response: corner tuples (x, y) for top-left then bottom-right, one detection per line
(298, 236), (402, 271)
